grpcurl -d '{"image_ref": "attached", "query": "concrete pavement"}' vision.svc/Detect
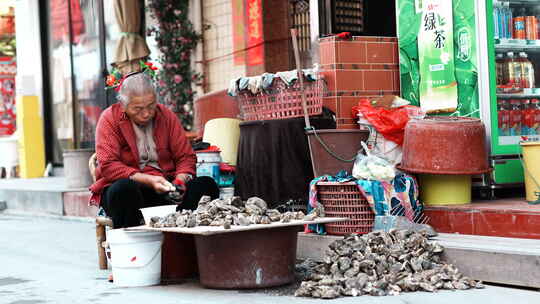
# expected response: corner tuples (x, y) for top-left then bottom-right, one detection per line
(1, 213), (539, 304)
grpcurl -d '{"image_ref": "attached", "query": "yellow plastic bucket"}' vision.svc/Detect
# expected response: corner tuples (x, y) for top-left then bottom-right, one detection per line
(419, 174), (471, 205)
(520, 141), (540, 203)
(202, 118), (241, 166)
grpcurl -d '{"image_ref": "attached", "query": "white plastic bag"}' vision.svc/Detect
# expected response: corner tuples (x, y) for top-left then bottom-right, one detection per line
(371, 134), (403, 165)
(358, 113), (403, 165)
(353, 142), (396, 182)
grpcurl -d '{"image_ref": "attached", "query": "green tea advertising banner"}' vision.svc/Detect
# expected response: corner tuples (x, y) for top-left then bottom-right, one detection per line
(418, 0), (458, 113)
(396, 0), (479, 117)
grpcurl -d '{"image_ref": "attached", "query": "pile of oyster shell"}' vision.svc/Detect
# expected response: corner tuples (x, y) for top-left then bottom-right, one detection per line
(295, 230), (484, 299)
(149, 196), (323, 229)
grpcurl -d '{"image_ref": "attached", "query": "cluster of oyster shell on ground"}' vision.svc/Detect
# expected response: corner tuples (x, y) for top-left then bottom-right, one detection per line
(149, 196), (323, 229)
(295, 229), (484, 299)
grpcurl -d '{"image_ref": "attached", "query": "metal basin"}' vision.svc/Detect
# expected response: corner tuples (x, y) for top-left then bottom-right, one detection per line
(400, 116), (489, 175)
(195, 226), (298, 289)
(306, 129), (369, 177)
(161, 233), (198, 283)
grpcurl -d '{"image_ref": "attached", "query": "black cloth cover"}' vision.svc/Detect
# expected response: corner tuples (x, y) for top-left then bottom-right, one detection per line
(235, 116), (335, 208)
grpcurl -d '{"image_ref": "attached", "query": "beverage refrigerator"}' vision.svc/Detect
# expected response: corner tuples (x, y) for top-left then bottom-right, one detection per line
(396, 0), (537, 197)
(477, 0), (540, 195)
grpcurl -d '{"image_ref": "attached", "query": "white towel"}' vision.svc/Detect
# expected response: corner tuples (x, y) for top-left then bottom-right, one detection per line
(248, 76), (263, 94)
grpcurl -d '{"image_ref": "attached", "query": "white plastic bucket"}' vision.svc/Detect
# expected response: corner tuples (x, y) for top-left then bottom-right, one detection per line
(196, 151), (221, 181)
(63, 149), (94, 188)
(0, 135), (18, 177)
(196, 151), (221, 163)
(140, 205), (177, 225)
(219, 187), (234, 199)
(106, 229), (164, 287)
(0, 135), (18, 166)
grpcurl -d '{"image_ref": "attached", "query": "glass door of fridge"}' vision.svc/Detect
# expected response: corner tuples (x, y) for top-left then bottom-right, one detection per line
(488, 0), (540, 184)
(494, 0), (540, 147)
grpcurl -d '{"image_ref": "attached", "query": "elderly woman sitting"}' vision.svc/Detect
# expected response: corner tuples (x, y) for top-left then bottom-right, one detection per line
(89, 72), (219, 228)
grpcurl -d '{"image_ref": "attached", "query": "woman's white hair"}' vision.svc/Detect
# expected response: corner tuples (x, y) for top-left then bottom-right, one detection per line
(116, 72), (156, 106)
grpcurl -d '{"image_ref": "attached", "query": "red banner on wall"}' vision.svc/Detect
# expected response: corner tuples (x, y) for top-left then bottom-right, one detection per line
(246, 0), (264, 66)
(50, 0), (86, 44)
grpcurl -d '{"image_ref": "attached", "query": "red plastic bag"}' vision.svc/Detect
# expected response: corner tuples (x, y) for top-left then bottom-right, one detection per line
(352, 99), (422, 145)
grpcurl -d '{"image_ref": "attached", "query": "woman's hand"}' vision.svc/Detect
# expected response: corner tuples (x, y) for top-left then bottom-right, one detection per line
(131, 173), (174, 193)
(148, 175), (174, 193)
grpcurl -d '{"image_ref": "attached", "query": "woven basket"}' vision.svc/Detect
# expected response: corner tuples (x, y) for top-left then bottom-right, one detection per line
(237, 77), (324, 121)
(316, 181), (375, 235)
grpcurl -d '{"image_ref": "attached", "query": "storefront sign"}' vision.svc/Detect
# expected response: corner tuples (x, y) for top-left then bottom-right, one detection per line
(417, 0), (458, 113)
(232, 0), (245, 65)
(246, 0), (264, 66)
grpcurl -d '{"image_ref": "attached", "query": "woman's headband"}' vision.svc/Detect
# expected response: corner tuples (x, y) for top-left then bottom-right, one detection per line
(106, 61), (158, 92)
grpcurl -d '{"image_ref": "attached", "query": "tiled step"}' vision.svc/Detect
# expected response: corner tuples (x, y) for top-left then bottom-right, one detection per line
(0, 187), (64, 215)
(0, 177), (96, 217)
(435, 233), (540, 288)
(424, 199), (540, 239)
(63, 191), (96, 217)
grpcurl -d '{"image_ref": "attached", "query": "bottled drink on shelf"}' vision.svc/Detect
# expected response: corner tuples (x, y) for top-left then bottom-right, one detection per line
(498, 99), (510, 136)
(496, 53), (505, 86)
(495, 2), (513, 39)
(522, 99), (533, 135)
(503, 2), (513, 39)
(514, 16), (526, 39)
(536, 9), (540, 40)
(494, 3), (500, 39)
(496, 2), (509, 39)
(503, 52), (520, 86)
(526, 16), (538, 40)
(532, 99), (540, 135)
(513, 6), (527, 39)
(509, 99), (523, 136)
(518, 52), (535, 88)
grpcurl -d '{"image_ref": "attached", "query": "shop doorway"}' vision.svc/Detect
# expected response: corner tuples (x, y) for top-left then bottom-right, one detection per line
(40, 0), (142, 165)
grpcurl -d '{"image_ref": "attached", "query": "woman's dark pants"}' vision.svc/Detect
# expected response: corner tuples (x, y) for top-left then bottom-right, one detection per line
(101, 176), (219, 228)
